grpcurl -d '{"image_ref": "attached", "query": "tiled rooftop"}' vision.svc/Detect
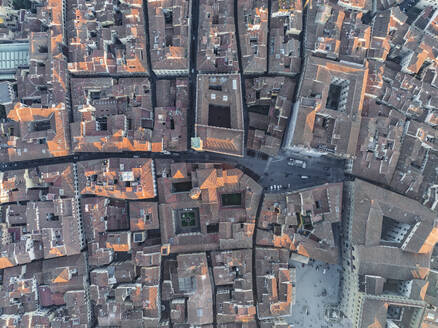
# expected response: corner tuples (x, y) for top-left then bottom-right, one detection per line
(67, 0), (148, 75)
(288, 56), (367, 158)
(246, 76), (295, 156)
(237, 0), (268, 73)
(77, 158), (157, 200)
(158, 161), (262, 253)
(148, 0), (191, 75)
(0, 0), (438, 327)
(197, 0), (239, 73)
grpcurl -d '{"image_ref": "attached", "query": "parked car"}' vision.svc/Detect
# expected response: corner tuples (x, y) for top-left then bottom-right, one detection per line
(288, 158), (307, 168)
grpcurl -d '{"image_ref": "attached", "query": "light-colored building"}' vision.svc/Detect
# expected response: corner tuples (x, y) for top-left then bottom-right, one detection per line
(0, 42), (29, 80)
(417, 0), (438, 9)
(193, 74), (245, 157)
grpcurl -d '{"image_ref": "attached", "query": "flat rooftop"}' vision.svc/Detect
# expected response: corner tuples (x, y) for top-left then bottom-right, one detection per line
(194, 74), (244, 157)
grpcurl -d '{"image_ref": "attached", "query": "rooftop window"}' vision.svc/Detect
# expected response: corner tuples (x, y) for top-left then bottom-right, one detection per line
(96, 117), (107, 131)
(209, 85), (222, 91)
(141, 118), (153, 129)
(133, 232), (146, 243)
(178, 276), (195, 293)
(89, 91), (101, 100)
(46, 213), (59, 221)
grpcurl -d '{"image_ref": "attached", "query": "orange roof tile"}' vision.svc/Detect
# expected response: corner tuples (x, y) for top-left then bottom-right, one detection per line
(53, 268), (71, 284)
(8, 103), (70, 157)
(420, 281), (429, 301)
(106, 242), (130, 252)
(144, 286), (158, 310)
(418, 227), (438, 254)
(173, 170), (185, 179)
(151, 141), (163, 152)
(0, 256), (14, 269)
(297, 244), (310, 257)
(199, 169), (218, 190)
(134, 219), (146, 231)
(49, 247), (65, 257)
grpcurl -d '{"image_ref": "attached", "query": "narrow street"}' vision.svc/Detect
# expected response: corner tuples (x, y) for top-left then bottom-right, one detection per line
(3, 1), (437, 328)
(0, 0), (346, 191)
(187, 0), (199, 147)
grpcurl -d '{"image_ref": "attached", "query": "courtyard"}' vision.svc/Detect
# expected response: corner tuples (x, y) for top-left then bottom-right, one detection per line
(287, 259), (352, 328)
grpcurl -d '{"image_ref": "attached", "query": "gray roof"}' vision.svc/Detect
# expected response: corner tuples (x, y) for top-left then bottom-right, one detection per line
(0, 81), (12, 105)
(0, 42), (29, 72)
(358, 245), (431, 281)
(350, 179), (436, 249)
(364, 275), (385, 295)
(0, 73), (16, 80)
(360, 298), (388, 328)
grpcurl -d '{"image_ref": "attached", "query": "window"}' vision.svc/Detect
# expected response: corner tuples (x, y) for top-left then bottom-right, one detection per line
(209, 85), (222, 91)
(48, 213), (59, 222)
(96, 117), (107, 131)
